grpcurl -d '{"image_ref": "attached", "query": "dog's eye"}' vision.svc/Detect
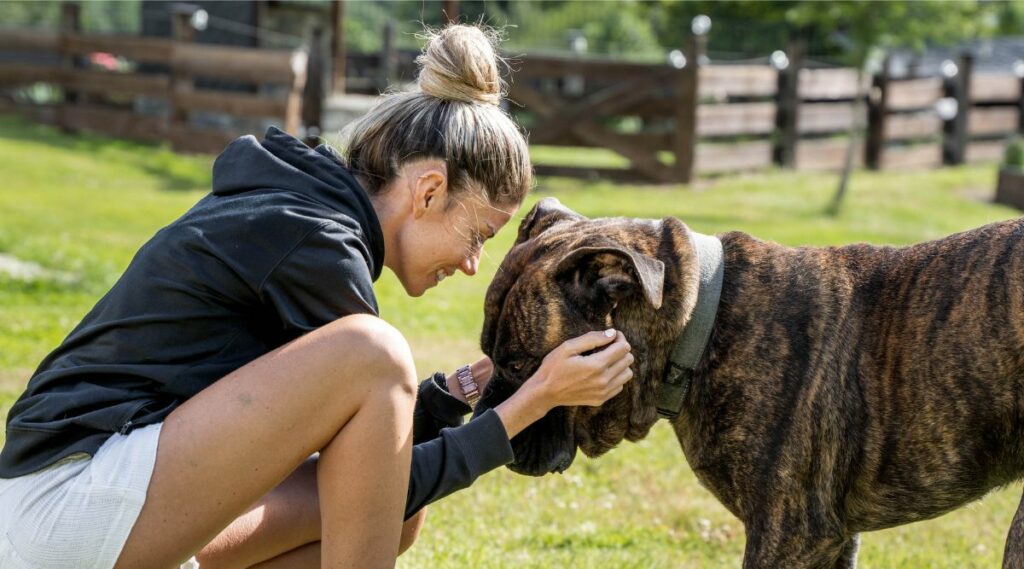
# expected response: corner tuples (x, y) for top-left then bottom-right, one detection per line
(507, 360), (526, 373)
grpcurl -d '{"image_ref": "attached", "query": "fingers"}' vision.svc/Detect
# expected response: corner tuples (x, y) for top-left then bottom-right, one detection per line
(583, 332), (631, 367)
(611, 365), (633, 388)
(561, 329), (617, 356)
(605, 350), (635, 377)
(581, 366), (634, 407)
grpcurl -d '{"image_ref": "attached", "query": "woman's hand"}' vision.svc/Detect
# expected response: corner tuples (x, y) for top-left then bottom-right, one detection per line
(494, 329), (634, 439)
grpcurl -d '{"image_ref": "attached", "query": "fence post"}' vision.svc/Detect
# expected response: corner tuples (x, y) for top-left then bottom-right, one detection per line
(302, 27), (324, 146)
(865, 56), (890, 170)
(169, 6), (198, 149)
(58, 1), (81, 133)
(943, 52), (972, 165)
(774, 40), (804, 168)
(377, 20), (395, 94)
(442, 0), (459, 24)
(1019, 70), (1024, 135)
(674, 30), (704, 184)
(330, 0), (346, 94)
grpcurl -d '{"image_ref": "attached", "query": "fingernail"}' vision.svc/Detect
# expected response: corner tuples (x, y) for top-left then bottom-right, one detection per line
(604, 329), (615, 338)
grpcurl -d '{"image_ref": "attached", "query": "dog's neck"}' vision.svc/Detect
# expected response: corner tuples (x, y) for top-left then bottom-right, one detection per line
(655, 230), (724, 419)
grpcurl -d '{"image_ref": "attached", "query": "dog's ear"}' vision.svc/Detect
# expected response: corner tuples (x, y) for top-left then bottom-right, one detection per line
(556, 246), (664, 310)
(516, 197), (583, 245)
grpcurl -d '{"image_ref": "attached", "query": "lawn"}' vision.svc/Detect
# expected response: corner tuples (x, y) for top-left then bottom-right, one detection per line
(1, 115), (1021, 567)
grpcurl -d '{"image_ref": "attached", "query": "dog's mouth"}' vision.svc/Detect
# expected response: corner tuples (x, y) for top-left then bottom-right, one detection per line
(507, 410), (579, 476)
(476, 377), (579, 476)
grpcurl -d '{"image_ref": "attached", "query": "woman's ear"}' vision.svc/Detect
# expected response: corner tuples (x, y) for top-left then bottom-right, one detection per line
(410, 161), (448, 219)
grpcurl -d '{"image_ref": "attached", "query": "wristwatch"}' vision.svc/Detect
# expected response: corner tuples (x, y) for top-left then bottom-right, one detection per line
(456, 364), (481, 409)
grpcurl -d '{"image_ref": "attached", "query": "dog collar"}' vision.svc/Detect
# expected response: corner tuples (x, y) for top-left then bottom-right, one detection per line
(656, 230), (724, 420)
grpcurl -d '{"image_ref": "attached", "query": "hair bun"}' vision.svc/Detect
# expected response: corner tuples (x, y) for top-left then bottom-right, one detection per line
(417, 25), (504, 106)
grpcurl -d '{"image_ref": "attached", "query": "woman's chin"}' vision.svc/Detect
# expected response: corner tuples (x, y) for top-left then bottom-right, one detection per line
(396, 272), (442, 297)
(405, 278), (432, 297)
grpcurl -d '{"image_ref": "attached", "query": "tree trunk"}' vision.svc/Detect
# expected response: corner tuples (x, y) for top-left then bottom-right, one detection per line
(827, 64), (867, 216)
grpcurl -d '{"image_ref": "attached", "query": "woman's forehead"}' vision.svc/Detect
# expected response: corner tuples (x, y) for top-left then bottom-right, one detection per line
(458, 193), (517, 225)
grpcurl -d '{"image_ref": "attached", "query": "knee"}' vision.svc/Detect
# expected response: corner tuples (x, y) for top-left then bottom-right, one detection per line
(327, 314), (417, 396)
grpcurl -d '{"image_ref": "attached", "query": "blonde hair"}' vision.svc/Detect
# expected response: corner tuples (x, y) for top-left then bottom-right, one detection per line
(339, 24), (532, 208)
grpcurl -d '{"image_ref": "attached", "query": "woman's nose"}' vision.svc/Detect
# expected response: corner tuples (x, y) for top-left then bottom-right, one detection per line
(461, 254), (479, 276)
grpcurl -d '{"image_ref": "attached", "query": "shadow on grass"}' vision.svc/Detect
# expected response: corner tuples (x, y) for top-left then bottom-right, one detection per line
(0, 115), (213, 192)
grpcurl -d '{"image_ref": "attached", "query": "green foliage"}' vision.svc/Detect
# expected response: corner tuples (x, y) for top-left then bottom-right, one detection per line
(993, 0), (1024, 35)
(343, 0), (664, 61)
(0, 1), (60, 30)
(0, 0), (140, 34)
(499, 0), (663, 60)
(1004, 136), (1024, 170)
(649, 1), (800, 57)
(787, 0), (1001, 66)
(651, 0), (1009, 64)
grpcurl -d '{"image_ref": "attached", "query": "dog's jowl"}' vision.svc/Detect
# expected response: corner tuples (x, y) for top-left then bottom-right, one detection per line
(475, 198), (1024, 568)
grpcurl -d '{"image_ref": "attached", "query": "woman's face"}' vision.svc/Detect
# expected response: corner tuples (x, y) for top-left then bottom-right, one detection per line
(383, 161), (518, 297)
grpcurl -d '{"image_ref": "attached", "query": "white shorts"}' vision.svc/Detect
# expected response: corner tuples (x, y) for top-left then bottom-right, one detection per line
(0, 423), (197, 569)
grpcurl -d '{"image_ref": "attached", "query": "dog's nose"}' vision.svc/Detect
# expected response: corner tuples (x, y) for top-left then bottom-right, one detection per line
(552, 450), (575, 474)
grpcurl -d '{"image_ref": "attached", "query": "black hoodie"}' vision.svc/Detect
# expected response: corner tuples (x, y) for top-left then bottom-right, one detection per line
(0, 128), (513, 517)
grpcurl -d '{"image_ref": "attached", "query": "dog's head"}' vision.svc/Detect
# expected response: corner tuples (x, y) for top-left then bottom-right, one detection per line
(476, 198), (699, 476)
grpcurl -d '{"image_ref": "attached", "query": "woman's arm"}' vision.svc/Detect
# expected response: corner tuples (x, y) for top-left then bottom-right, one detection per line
(402, 329), (632, 518)
(493, 329), (632, 438)
(411, 357), (494, 444)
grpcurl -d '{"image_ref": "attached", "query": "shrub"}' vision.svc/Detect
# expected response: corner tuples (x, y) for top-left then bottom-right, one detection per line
(1003, 136), (1024, 170)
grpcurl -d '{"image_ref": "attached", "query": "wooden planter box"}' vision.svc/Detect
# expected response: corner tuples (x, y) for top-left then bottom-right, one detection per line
(995, 167), (1024, 210)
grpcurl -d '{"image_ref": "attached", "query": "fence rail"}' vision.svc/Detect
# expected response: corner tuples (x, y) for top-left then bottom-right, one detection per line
(3, 3), (1024, 182)
(0, 3), (310, 154)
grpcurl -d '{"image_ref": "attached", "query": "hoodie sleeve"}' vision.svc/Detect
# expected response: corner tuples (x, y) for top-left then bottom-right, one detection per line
(413, 373), (473, 444)
(259, 221), (380, 335)
(405, 408), (514, 519)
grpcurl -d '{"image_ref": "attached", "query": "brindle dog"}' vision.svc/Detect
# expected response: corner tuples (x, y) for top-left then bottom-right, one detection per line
(475, 197), (1024, 568)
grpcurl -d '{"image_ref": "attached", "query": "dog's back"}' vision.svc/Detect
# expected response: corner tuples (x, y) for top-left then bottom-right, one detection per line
(680, 217), (1024, 536)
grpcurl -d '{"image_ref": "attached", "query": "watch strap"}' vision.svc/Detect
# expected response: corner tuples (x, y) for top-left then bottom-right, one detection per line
(456, 364), (481, 409)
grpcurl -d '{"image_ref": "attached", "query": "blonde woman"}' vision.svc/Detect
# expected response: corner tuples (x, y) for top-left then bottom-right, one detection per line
(0, 24), (634, 569)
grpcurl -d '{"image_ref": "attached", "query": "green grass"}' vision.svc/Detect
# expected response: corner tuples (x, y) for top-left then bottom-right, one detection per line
(1, 115), (1021, 567)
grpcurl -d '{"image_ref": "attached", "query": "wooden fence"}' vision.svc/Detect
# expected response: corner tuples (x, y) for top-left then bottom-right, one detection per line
(339, 33), (1024, 183)
(3, 6), (1023, 182)
(0, 4), (309, 154)
(498, 44), (1024, 183)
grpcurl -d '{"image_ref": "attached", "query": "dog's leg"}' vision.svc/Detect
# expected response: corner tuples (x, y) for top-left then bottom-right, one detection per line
(831, 534), (860, 569)
(742, 524), (852, 569)
(1003, 488), (1024, 569)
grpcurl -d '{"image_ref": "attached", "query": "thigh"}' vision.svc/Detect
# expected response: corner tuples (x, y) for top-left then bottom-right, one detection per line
(115, 314), (416, 568)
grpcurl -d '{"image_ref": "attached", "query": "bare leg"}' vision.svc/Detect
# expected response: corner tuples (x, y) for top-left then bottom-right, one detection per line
(195, 456), (427, 569)
(243, 511), (425, 569)
(217, 510), (426, 569)
(399, 509), (428, 555)
(251, 542), (319, 569)
(195, 459), (320, 569)
(114, 314), (418, 569)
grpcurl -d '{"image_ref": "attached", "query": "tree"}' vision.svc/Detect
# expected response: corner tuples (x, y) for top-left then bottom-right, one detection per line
(786, 1), (1002, 215)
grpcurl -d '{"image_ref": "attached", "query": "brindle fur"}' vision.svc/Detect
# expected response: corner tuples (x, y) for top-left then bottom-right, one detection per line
(476, 198), (1024, 568)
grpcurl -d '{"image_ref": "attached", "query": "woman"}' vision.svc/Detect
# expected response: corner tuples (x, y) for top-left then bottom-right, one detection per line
(0, 24), (634, 569)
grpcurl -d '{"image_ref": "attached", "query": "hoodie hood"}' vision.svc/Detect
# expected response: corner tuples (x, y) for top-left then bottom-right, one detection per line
(212, 127), (383, 258)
